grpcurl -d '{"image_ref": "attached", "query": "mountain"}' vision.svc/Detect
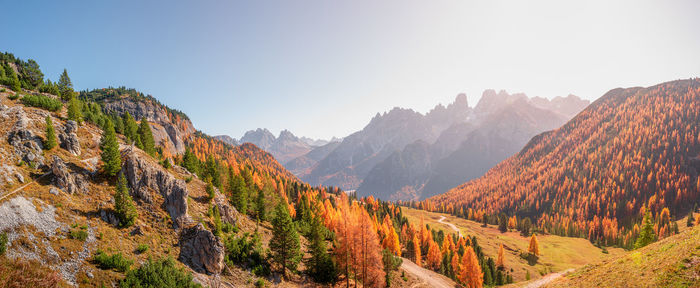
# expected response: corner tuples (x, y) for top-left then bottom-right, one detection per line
(213, 134), (238, 146)
(356, 92), (586, 201)
(237, 128), (328, 164)
(285, 140), (341, 176)
(300, 94), (473, 190)
(427, 79), (700, 248)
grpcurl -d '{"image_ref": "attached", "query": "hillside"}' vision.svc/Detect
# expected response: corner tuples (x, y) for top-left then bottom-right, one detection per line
(426, 79), (700, 248)
(545, 223), (700, 288)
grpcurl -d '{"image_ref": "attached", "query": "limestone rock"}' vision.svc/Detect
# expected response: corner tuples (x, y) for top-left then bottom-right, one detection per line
(59, 120), (81, 156)
(178, 223), (224, 275)
(51, 156), (87, 194)
(121, 151), (189, 227)
(7, 109), (44, 168)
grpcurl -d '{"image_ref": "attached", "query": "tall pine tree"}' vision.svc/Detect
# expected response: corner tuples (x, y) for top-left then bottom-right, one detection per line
(57, 69), (73, 100)
(100, 119), (121, 176)
(138, 117), (155, 156)
(270, 202), (301, 280)
(635, 211), (656, 249)
(114, 173), (137, 227)
(67, 96), (83, 124)
(305, 217), (337, 283)
(228, 166), (248, 214)
(122, 112), (139, 146)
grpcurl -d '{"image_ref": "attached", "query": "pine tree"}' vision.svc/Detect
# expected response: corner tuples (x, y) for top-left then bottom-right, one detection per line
(305, 218), (337, 283)
(635, 211), (656, 249)
(255, 185), (266, 221)
(459, 247), (483, 288)
(412, 234), (422, 267)
(44, 116), (57, 150)
(528, 234), (540, 256)
(496, 244), (505, 269)
(122, 112), (139, 145)
(228, 168), (248, 214)
(8, 68), (20, 92)
(181, 146), (199, 174)
(688, 211), (695, 227)
(67, 96), (83, 124)
(57, 69), (74, 100)
(498, 213), (508, 233)
(521, 217), (532, 236)
(100, 119), (121, 176)
(138, 117), (155, 156)
(270, 203), (301, 280)
(114, 173), (137, 227)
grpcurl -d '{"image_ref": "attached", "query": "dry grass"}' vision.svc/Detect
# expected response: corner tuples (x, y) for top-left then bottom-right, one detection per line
(0, 257), (69, 288)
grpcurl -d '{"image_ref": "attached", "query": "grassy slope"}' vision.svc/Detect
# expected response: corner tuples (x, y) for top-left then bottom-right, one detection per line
(402, 207), (625, 283)
(544, 224), (700, 288)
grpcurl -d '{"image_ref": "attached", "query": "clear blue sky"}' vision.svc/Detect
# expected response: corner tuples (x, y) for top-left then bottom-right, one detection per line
(2, 0), (699, 140)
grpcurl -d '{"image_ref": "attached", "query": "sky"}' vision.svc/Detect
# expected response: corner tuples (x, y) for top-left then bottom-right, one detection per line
(1, 0), (699, 140)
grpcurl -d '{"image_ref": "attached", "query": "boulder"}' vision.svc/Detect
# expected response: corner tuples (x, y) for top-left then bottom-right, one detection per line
(7, 109), (45, 168)
(214, 193), (238, 226)
(59, 120), (81, 156)
(121, 151), (189, 227)
(178, 223), (224, 274)
(51, 156), (87, 194)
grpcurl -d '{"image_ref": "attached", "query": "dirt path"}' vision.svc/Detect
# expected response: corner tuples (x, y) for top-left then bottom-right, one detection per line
(520, 268), (573, 288)
(0, 171), (51, 202)
(400, 257), (456, 288)
(438, 215), (463, 237)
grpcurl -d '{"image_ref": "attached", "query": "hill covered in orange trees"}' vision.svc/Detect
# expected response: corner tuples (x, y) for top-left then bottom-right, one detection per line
(424, 79), (700, 249)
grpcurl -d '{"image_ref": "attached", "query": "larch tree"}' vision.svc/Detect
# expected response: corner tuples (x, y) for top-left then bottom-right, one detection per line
(426, 240), (441, 270)
(528, 234), (540, 256)
(270, 202), (301, 280)
(100, 119), (121, 177)
(460, 247), (483, 288)
(412, 234), (422, 267)
(44, 116), (57, 150)
(450, 253), (460, 279)
(496, 244), (505, 269)
(381, 224), (401, 256)
(137, 117), (155, 156)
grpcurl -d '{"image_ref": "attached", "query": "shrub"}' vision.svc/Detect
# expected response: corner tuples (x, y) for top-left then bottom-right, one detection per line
(0, 257), (63, 287)
(93, 250), (133, 272)
(0, 232), (7, 255)
(136, 244), (149, 254)
(20, 94), (62, 111)
(254, 278), (265, 288)
(69, 228), (88, 241)
(120, 257), (201, 288)
(8, 93), (20, 100)
(224, 232), (268, 276)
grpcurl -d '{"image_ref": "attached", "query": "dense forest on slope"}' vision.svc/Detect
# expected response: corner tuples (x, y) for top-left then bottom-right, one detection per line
(424, 79), (700, 249)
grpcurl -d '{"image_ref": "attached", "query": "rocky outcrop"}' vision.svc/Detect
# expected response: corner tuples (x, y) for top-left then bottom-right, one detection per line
(7, 108), (45, 168)
(121, 151), (189, 227)
(59, 120), (81, 156)
(102, 98), (194, 156)
(178, 223), (224, 274)
(51, 156), (87, 194)
(214, 193), (238, 226)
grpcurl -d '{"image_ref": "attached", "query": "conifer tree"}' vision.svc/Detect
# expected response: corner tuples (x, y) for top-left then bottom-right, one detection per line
(459, 247), (483, 288)
(255, 184), (267, 221)
(412, 234), (421, 266)
(100, 119), (121, 176)
(496, 244), (505, 269)
(8, 68), (21, 92)
(688, 210), (695, 227)
(228, 168), (248, 214)
(67, 96), (83, 124)
(635, 211), (656, 249)
(57, 69), (74, 100)
(528, 234), (539, 256)
(181, 146), (199, 174)
(122, 112), (139, 145)
(44, 116), (57, 150)
(270, 202), (301, 280)
(138, 117), (155, 156)
(114, 173), (137, 227)
(305, 217), (337, 283)
(498, 213), (508, 233)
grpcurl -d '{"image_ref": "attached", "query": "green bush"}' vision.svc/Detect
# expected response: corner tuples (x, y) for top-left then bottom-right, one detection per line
(69, 228), (88, 241)
(120, 257), (201, 288)
(8, 93), (20, 100)
(224, 232), (269, 276)
(254, 278), (265, 288)
(136, 244), (149, 254)
(93, 250), (133, 272)
(0, 232), (7, 255)
(20, 94), (62, 111)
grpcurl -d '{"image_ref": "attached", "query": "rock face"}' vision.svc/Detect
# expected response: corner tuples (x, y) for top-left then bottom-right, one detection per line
(7, 108), (45, 168)
(214, 193), (238, 226)
(121, 151), (189, 227)
(178, 223), (224, 274)
(102, 98), (195, 156)
(51, 156), (87, 194)
(59, 120), (81, 156)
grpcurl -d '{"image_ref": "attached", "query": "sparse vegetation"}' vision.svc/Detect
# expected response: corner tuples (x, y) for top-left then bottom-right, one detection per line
(44, 116), (57, 150)
(0, 231), (7, 256)
(120, 257), (201, 288)
(20, 94), (62, 111)
(137, 244), (149, 254)
(94, 250), (133, 272)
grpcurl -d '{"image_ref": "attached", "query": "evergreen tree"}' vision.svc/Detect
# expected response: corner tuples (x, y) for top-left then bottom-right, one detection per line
(67, 96), (83, 124)
(255, 185), (267, 221)
(498, 213), (508, 233)
(228, 167), (248, 214)
(270, 203), (301, 280)
(687, 211), (695, 227)
(181, 146), (199, 174)
(44, 116), (57, 150)
(8, 67), (21, 92)
(382, 249), (402, 287)
(138, 117), (155, 156)
(122, 112), (139, 145)
(305, 218), (337, 283)
(521, 217), (532, 237)
(57, 68), (74, 100)
(204, 155), (220, 188)
(100, 119), (122, 176)
(206, 180), (215, 201)
(635, 211), (656, 249)
(114, 173), (137, 227)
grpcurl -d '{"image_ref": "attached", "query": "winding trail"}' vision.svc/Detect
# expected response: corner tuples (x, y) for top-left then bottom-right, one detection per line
(0, 172), (51, 202)
(438, 215), (463, 237)
(400, 257), (456, 288)
(521, 269), (573, 288)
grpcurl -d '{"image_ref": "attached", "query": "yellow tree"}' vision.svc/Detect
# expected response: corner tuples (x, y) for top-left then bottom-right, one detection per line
(496, 244), (505, 268)
(426, 240), (442, 270)
(528, 234), (540, 256)
(412, 234), (422, 267)
(460, 247), (483, 288)
(451, 253), (461, 278)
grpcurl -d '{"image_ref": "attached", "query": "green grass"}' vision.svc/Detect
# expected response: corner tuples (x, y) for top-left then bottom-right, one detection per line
(402, 207), (625, 283)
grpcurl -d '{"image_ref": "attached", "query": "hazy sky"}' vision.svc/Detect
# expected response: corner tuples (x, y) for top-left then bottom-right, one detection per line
(2, 0), (699, 140)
